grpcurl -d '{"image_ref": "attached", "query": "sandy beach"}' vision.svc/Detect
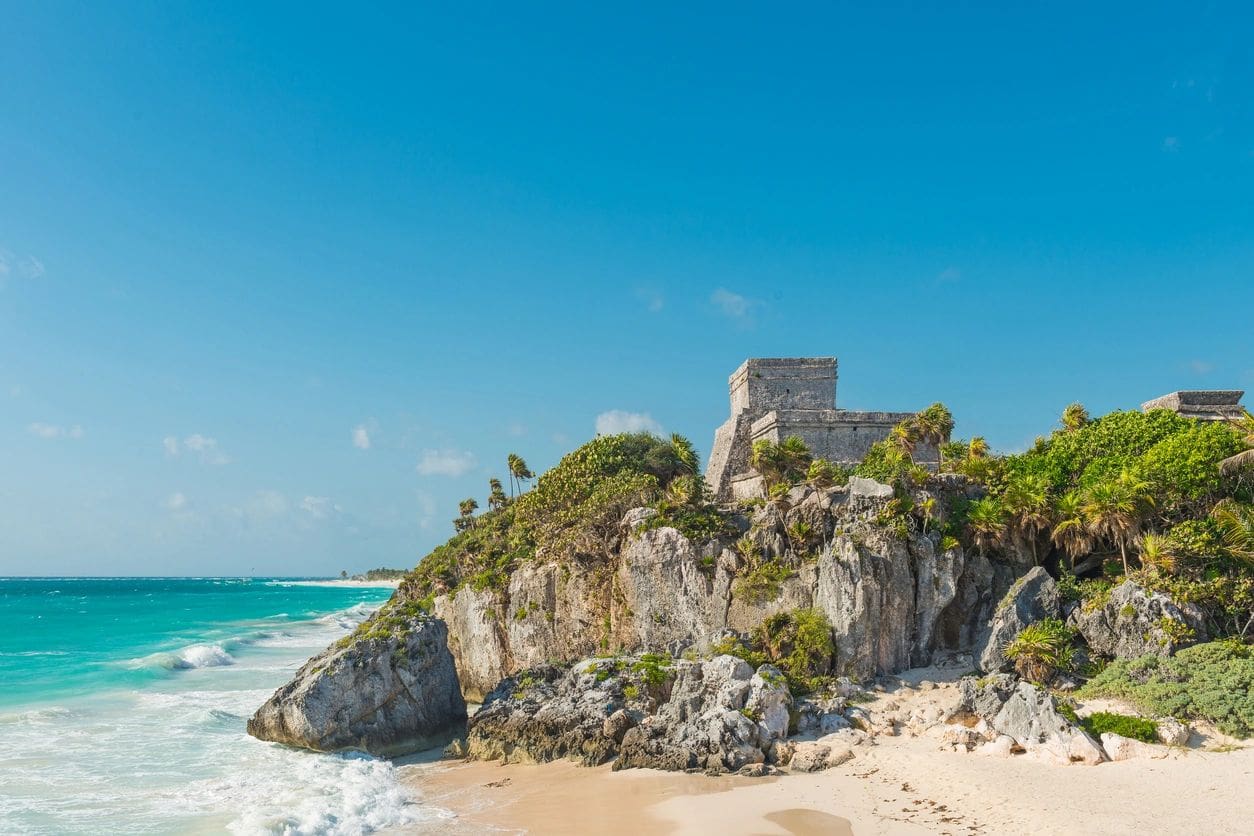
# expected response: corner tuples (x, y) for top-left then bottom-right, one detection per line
(395, 667), (1254, 836)
(400, 734), (1254, 836)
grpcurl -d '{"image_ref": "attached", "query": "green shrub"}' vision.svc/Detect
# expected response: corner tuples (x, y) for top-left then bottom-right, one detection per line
(733, 561), (794, 603)
(756, 608), (835, 694)
(1004, 619), (1076, 684)
(1078, 641), (1254, 738)
(1081, 711), (1159, 743)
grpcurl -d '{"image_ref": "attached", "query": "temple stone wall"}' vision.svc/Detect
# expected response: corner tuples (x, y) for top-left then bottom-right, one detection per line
(1141, 390), (1245, 422)
(707, 357), (934, 501)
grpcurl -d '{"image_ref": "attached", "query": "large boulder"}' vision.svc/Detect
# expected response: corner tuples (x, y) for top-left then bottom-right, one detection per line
(248, 615), (466, 757)
(1068, 581), (1207, 660)
(974, 567), (1060, 673)
(956, 674), (1104, 765)
(464, 655), (792, 773)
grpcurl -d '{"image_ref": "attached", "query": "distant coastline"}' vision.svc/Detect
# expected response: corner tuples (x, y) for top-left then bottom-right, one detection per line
(272, 578), (402, 589)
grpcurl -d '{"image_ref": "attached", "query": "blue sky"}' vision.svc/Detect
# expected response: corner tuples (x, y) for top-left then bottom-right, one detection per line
(2, 3), (1251, 576)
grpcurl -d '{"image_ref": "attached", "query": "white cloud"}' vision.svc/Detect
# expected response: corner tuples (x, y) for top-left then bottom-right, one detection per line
(165, 492), (189, 511)
(249, 490), (289, 518)
(352, 424), (372, 450)
(300, 495), (341, 519)
(507, 422), (527, 437)
(28, 422), (83, 440)
(1189, 359), (1214, 375)
(595, 410), (663, 436)
(164, 433), (230, 464)
(936, 266), (962, 283)
(19, 257), (45, 280)
(710, 287), (760, 325)
(416, 448), (477, 477)
(635, 287), (665, 313)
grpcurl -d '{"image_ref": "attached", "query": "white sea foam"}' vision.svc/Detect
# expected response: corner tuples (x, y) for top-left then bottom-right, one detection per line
(129, 643), (236, 671)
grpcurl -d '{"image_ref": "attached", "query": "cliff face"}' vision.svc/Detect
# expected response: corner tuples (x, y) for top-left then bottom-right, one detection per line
(423, 481), (1007, 702)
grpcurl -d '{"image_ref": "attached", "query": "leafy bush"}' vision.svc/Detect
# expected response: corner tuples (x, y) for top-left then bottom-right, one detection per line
(1078, 641), (1254, 738)
(1004, 619), (1076, 684)
(733, 561), (794, 603)
(1081, 711), (1159, 743)
(756, 608), (835, 693)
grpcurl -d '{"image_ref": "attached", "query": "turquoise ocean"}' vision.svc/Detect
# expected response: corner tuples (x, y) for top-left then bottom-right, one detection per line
(0, 577), (449, 834)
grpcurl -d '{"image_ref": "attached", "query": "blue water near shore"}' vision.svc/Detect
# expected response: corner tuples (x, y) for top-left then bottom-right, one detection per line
(0, 577), (446, 834)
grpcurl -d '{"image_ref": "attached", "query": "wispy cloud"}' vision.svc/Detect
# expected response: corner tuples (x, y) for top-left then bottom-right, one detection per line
(165, 492), (189, 511)
(0, 249), (45, 286)
(416, 448), (477, 477)
(164, 433), (230, 465)
(28, 422), (83, 440)
(1188, 359), (1214, 375)
(710, 287), (761, 326)
(352, 423), (372, 450)
(19, 257), (45, 279)
(634, 286), (665, 313)
(507, 422), (527, 437)
(936, 266), (962, 284)
(300, 495), (341, 519)
(595, 410), (663, 436)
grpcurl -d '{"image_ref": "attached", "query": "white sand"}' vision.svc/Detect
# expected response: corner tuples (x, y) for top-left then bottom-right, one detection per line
(398, 663), (1254, 835)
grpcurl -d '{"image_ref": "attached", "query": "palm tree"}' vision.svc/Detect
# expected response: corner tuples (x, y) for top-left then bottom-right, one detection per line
(1211, 499), (1254, 567)
(454, 497), (479, 532)
(915, 403), (955, 469)
(968, 437), (990, 459)
(1138, 532), (1177, 575)
(889, 420), (919, 460)
(670, 433), (698, 475)
(1050, 490), (1092, 569)
(1082, 470), (1154, 574)
(1003, 473), (1052, 565)
(1061, 403), (1090, 433)
(488, 477), (508, 511)
(507, 453), (534, 496)
(1219, 409), (1254, 477)
(750, 436), (812, 490)
(967, 497), (1007, 557)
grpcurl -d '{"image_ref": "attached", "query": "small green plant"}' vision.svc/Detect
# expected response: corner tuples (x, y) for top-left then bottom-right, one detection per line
(1081, 711), (1159, 743)
(623, 684), (640, 700)
(733, 560), (793, 603)
(631, 652), (673, 686)
(1004, 619), (1076, 684)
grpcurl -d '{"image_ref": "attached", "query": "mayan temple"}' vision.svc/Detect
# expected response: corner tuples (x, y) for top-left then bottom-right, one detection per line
(705, 357), (936, 501)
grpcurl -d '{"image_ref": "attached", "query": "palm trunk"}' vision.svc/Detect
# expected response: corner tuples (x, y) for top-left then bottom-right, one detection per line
(1119, 536), (1129, 575)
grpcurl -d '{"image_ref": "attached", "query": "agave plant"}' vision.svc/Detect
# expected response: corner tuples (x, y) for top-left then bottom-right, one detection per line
(1004, 619), (1075, 685)
(1138, 532), (1177, 575)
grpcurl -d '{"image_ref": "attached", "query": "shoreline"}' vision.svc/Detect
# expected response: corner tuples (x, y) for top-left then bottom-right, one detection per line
(399, 737), (1254, 836)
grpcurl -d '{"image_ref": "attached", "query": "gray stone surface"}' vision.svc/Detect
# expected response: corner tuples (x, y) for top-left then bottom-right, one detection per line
(247, 617), (466, 757)
(956, 674), (1104, 765)
(463, 655), (792, 773)
(1101, 732), (1167, 761)
(1155, 717), (1191, 746)
(974, 567), (1060, 673)
(848, 476), (894, 499)
(1141, 390), (1245, 421)
(1069, 581), (1207, 660)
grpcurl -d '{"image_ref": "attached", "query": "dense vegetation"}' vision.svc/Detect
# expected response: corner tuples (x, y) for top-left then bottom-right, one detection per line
(1078, 641), (1254, 737)
(404, 432), (718, 602)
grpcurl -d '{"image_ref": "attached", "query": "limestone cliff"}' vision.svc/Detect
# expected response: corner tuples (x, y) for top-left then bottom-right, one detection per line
(407, 479), (1008, 702)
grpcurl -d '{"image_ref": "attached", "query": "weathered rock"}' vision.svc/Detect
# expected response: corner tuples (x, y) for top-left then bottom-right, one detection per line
(433, 586), (510, 703)
(1101, 732), (1167, 761)
(1069, 581), (1207, 660)
(247, 616), (466, 757)
(789, 741), (854, 772)
(793, 696), (850, 736)
(974, 567), (1060, 674)
(848, 476), (894, 499)
(956, 674), (1104, 765)
(1156, 717), (1191, 747)
(465, 655), (792, 773)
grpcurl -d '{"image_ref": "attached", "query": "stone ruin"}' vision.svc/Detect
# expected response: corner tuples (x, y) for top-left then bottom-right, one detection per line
(705, 357), (936, 501)
(1141, 390), (1245, 422)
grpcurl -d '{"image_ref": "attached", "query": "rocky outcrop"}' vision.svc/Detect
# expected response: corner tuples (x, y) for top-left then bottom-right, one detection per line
(955, 674), (1104, 765)
(248, 616), (466, 756)
(1068, 581), (1207, 660)
(1100, 732), (1167, 761)
(415, 479), (1000, 700)
(974, 567), (1060, 673)
(464, 655), (792, 773)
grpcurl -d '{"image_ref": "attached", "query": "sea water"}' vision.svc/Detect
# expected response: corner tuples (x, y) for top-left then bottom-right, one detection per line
(0, 577), (450, 834)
